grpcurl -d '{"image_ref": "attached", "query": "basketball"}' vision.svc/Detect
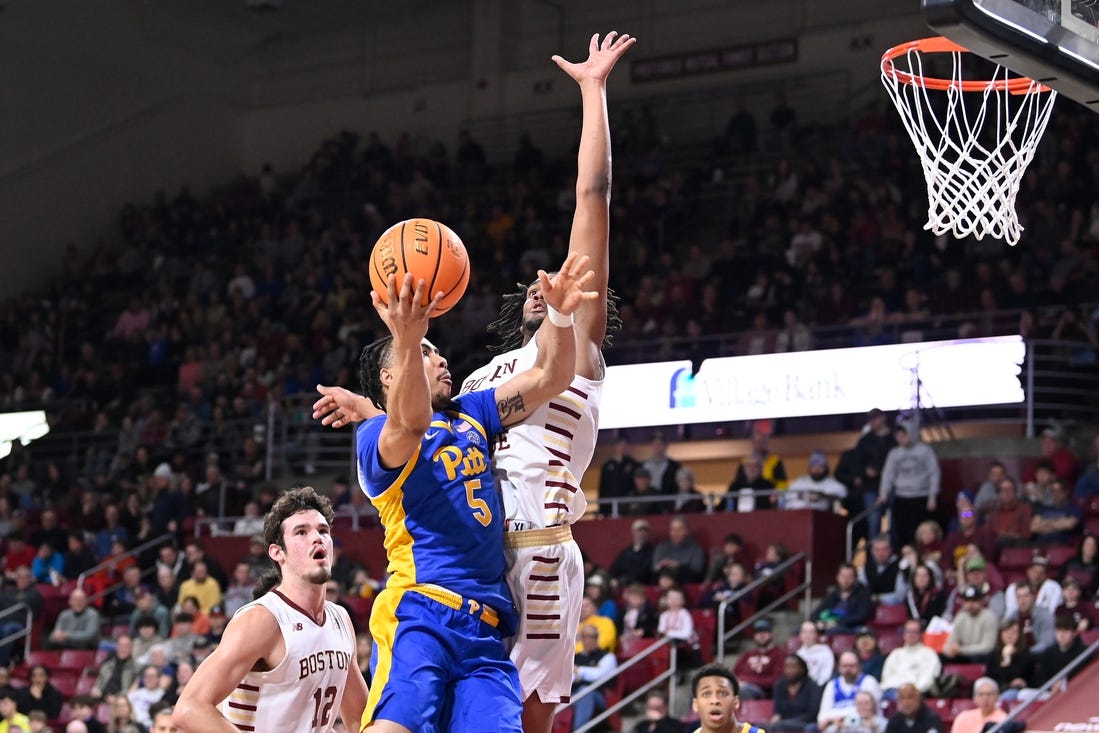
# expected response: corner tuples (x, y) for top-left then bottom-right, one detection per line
(369, 218), (470, 316)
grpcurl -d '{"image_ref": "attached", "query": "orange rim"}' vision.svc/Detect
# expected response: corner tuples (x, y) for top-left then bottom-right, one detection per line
(882, 36), (1051, 93)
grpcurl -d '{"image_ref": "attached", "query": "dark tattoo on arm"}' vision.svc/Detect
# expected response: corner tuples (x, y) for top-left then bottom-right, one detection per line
(497, 393), (525, 421)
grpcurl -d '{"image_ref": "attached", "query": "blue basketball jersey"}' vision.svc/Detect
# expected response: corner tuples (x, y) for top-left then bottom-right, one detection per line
(356, 389), (517, 634)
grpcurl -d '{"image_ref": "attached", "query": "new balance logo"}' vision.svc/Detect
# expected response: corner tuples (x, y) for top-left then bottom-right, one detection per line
(295, 623), (303, 631)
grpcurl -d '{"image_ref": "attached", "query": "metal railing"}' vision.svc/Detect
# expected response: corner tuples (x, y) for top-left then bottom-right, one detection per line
(986, 634), (1099, 733)
(0, 603), (33, 662)
(193, 503), (378, 537)
(592, 488), (793, 518)
(76, 533), (174, 601)
(716, 552), (811, 665)
(846, 507), (874, 563)
(568, 639), (679, 733)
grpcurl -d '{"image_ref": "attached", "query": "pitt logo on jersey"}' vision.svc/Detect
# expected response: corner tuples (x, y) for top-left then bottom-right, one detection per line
(433, 445), (489, 481)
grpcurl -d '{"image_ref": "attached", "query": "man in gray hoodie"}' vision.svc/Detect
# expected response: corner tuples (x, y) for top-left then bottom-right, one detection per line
(876, 424), (940, 549)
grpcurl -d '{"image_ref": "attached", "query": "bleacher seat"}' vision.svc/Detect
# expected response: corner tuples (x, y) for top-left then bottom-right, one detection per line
(785, 636), (801, 654)
(738, 699), (775, 725)
(870, 604), (908, 632)
(1086, 517), (1099, 536)
(950, 699), (977, 717)
(23, 650), (63, 668)
(619, 638), (670, 695)
(551, 707), (572, 733)
(1083, 496), (1099, 517)
(342, 596), (374, 633)
(690, 608), (716, 664)
(942, 663), (985, 697)
(999, 546), (1036, 570)
(52, 672), (79, 697)
(1044, 545), (1076, 569)
(682, 582), (706, 608)
(59, 649), (97, 670)
(828, 633), (857, 656)
(927, 697), (956, 725)
(76, 675), (97, 696)
(1081, 628), (1099, 646)
(878, 630), (904, 655)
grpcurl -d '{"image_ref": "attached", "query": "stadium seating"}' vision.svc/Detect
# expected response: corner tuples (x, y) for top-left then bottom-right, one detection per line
(738, 699), (775, 725)
(828, 633), (857, 656)
(869, 604), (908, 632)
(690, 608), (716, 664)
(942, 663), (986, 697)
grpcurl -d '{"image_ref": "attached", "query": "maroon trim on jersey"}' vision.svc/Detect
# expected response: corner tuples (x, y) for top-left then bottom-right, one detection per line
(228, 700), (258, 712)
(559, 695), (571, 703)
(526, 613), (561, 620)
(527, 633), (562, 639)
(235, 724), (256, 732)
(545, 424), (574, 440)
(545, 502), (570, 511)
(549, 402), (581, 419)
(237, 683), (259, 692)
(526, 593), (561, 601)
(532, 556), (560, 564)
(547, 447), (571, 461)
(566, 385), (588, 399)
(271, 589), (327, 627)
(528, 574), (559, 582)
(546, 480), (578, 494)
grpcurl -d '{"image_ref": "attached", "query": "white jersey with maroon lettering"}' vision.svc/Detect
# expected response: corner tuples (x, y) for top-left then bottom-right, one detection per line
(459, 337), (602, 528)
(217, 590), (355, 733)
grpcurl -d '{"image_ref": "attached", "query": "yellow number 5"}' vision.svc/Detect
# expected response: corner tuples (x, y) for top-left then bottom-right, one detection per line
(464, 479), (492, 527)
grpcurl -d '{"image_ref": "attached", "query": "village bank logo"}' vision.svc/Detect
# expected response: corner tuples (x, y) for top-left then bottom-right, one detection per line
(669, 366), (846, 410)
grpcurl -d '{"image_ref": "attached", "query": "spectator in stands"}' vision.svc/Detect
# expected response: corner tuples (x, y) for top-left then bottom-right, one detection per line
(222, 562), (253, 618)
(69, 695), (108, 733)
(2, 534), (36, 580)
(972, 461), (1007, 517)
(941, 495), (996, 580)
(1005, 556), (1062, 617)
(0, 690), (30, 733)
(64, 531), (97, 580)
(672, 467), (708, 513)
(739, 427), (788, 492)
(618, 583), (659, 640)
(629, 690), (679, 733)
(1059, 533), (1098, 597)
(854, 630), (885, 681)
(642, 433), (681, 496)
(180, 542), (227, 592)
(128, 665), (165, 728)
(1055, 576), (1096, 631)
(770, 654), (822, 732)
(860, 535), (906, 606)
(942, 585), (999, 663)
(987, 477), (1033, 547)
(1031, 480), (1083, 545)
(93, 634), (138, 702)
(16, 665), (63, 721)
(153, 567), (179, 613)
(0, 668), (14, 707)
(817, 651), (882, 732)
(913, 521), (945, 572)
(130, 589), (171, 639)
(853, 409), (897, 541)
(29, 510), (68, 554)
(883, 684), (942, 733)
(576, 596), (616, 654)
(46, 587), (100, 650)
(948, 555), (1006, 622)
(0, 566), (43, 665)
(94, 505), (129, 561)
(131, 615), (166, 662)
(878, 425), (940, 549)
(985, 619), (1035, 702)
(705, 533), (751, 584)
(584, 575), (617, 621)
(701, 562), (750, 633)
(948, 677), (1006, 733)
(570, 623), (616, 731)
(1005, 583), (1055, 653)
(1074, 434), (1099, 500)
(652, 515), (705, 584)
(231, 501), (264, 537)
(902, 563), (945, 628)
(242, 534), (271, 578)
(175, 562), (221, 614)
(880, 620), (941, 699)
(813, 563), (873, 633)
(726, 455), (775, 512)
(657, 587), (699, 668)
(108, 692), (144, 733)
(733, 618), (784, 700)
(1023, 459), (1059, 507)
(796, 620), (835, 686)
(784, 451), (846, 511)
(1030, 426), (1077, 486)
(599, 438), (639, 513)
(623, 468), (662, 516)
(1031, 614), (1089, 693)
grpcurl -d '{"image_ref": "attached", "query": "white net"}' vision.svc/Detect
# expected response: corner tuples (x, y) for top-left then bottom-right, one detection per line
(881, 38), (1057, 246)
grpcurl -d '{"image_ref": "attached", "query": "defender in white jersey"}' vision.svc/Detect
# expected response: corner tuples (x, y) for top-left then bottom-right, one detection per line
(313, 31), (633, 733)
(173, 487), (368, 733)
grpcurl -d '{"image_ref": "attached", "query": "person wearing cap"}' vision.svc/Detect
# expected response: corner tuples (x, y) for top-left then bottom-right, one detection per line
(129, 585), (172, 638)
(852, 408), (897, 542)
(784, 451), (846, 512)
(1004, 556), (1062, 618)
(1026, 426), (1076, 486)
(584, 574), (617, 620)
(732, 618), (783, 700)
(706, 533), (751, 584)
(1054, 576), (1098, 631)
(610, 519), (656, 586)
(1030, 479), (1083, 545)
(877, 424), (941, 549)
(941, 585), (999, 663)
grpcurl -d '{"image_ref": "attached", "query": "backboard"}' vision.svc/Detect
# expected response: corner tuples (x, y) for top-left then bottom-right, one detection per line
(925, 0), (1099, 106)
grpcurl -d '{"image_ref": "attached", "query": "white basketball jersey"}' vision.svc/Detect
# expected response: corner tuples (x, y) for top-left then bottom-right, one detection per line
(460, 338), (602, 528)
(218, 591), (355, 733)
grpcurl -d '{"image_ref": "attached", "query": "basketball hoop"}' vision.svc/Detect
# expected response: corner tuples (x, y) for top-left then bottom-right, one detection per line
(881, 36), (1057, 246)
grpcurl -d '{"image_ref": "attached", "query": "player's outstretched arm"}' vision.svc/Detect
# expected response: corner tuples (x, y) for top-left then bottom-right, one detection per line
(336, 608), (369, 731)
(372, 273), (442, 468)
(172, 606), (281, 733)
(313, 385), (381, 428)
(552, 31), (634, 378)
(494, 253), (596, 428)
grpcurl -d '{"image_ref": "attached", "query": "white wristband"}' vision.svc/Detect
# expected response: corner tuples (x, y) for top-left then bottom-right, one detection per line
(546, 305), (574, 328)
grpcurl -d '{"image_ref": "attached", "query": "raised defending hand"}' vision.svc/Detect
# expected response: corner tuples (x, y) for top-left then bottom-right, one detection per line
(372, 272), (441, 343)
(313, 385), (377, 428)
(537, 252), (598, 318)
(552, 31), (636, 85)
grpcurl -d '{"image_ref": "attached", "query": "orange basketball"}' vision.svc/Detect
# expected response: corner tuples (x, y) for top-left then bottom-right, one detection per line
(368, 218), (470, 316)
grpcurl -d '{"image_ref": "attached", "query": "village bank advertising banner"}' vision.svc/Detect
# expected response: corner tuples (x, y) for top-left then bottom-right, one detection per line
(599, 336), (1025, 430)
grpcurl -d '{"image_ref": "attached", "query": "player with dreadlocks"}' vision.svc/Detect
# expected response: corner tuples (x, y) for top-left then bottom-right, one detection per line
(313, 30), (634, 733)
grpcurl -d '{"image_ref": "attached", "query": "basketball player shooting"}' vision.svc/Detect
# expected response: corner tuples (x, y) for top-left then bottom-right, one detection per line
(172, 487), (367, 733)
(313, 30), (633, 733)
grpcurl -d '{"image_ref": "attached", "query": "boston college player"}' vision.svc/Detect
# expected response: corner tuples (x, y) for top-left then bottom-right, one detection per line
(173, 487), (367, 732)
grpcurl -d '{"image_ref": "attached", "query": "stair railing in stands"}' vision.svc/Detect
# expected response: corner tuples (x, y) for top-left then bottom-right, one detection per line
(985, 634), (1099, 733)
(716, 552), (812, 665)
(846, 506), (873, 563)
(566, 637), (679, 733)
(0, 603), (33, 662)
(75, 533), (175, 600)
